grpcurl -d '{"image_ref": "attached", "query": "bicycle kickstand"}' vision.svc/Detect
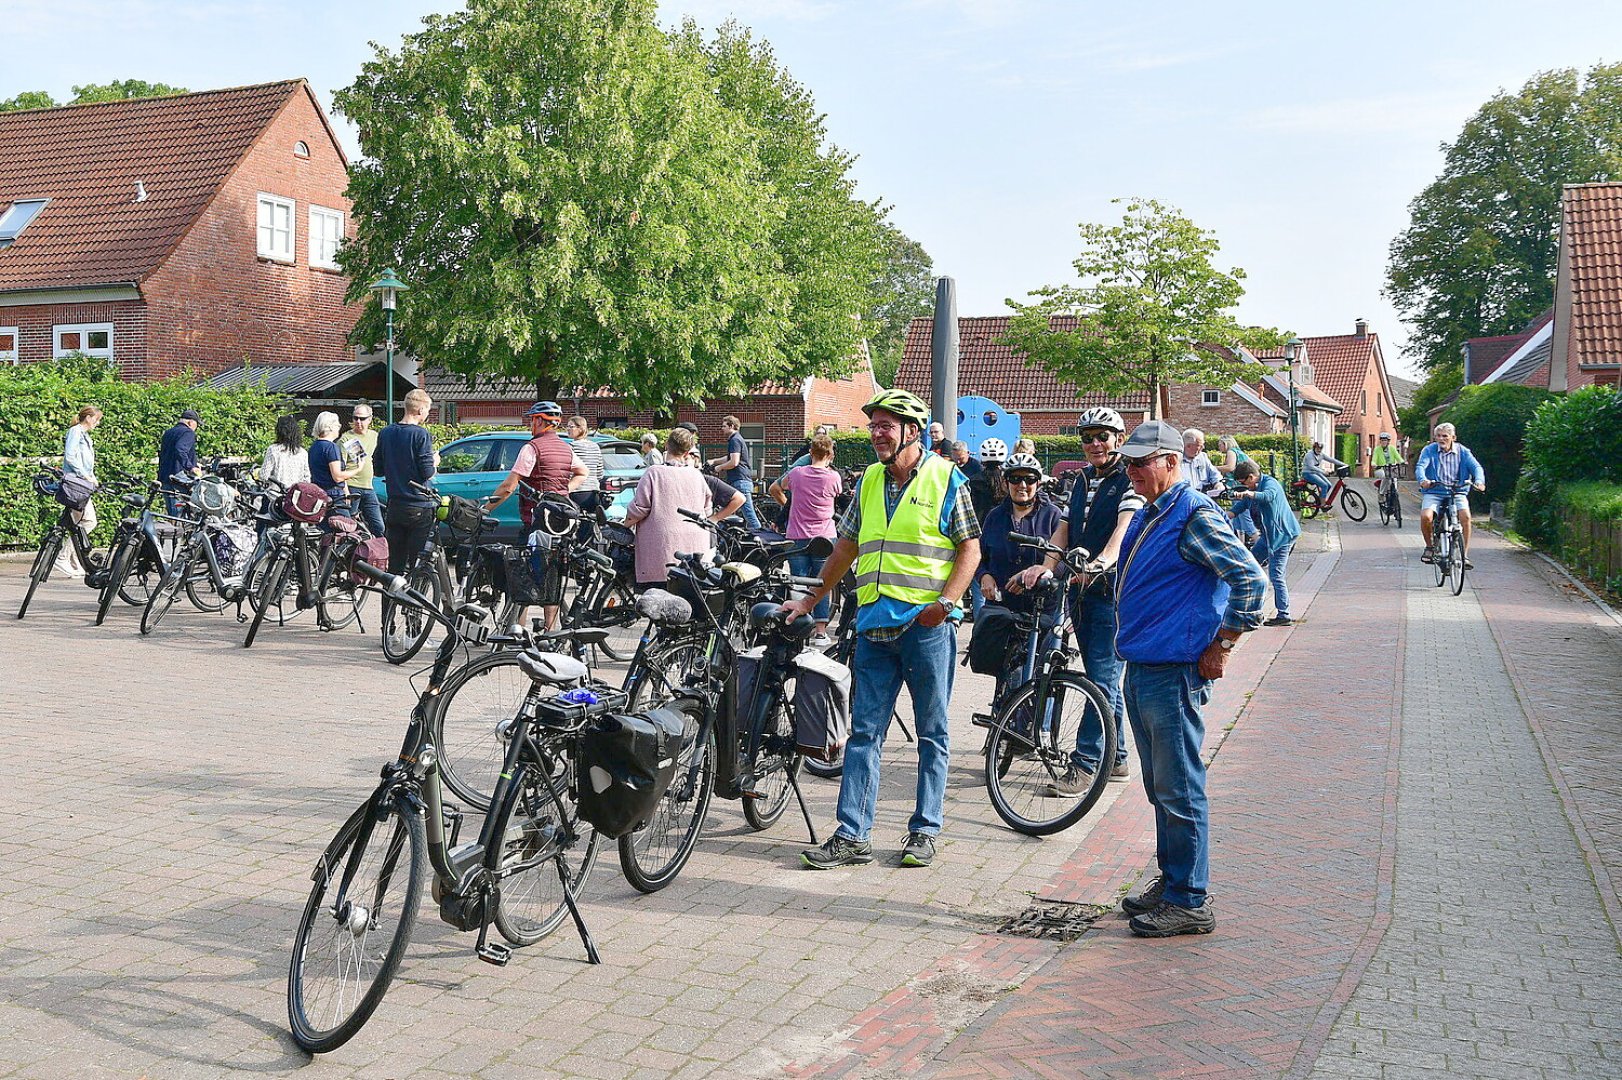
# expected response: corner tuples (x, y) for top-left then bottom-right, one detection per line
(554, 853), (601, 965)
(787, 769), (820, 845)
(895, 710), (915, 744)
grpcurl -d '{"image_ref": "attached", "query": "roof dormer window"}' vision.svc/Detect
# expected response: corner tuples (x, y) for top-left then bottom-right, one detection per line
(0, 199), (48, 248)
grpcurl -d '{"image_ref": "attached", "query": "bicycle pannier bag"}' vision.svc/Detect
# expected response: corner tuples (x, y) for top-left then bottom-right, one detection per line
(55, 472), (99, 512)
(968, 604), (1020, 675)
(438, 494), (485, 537)
(791, 650), (851, 763)
(280, 482), (332, 524)
(576, 707), (686, 838)
(352, 536), (390, 571)
(602, 522), (637, 581)
(732, 647), (768, 736)
(526, 530), (564, 606)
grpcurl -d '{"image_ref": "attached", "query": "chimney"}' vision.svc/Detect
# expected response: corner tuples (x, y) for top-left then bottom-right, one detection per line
(1354, 317), (1368, 338)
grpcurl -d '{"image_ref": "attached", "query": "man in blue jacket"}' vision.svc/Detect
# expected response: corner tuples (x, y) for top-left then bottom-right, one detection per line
(158, 409), (202, 515)
(1113, 421), (1265, 938)
(1229, 460), (1301, 626)
(1415, 422), (1486, 569)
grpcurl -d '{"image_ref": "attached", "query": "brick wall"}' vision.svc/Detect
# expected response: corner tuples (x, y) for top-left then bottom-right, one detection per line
(0, 300), (147, 368)
(1334, 357), (1398, 474)
(1163, 384), (1282, 436)
(805, 368), (874, 431)
(141, 85), (360, 379)
(1018, 408), (1153, 435)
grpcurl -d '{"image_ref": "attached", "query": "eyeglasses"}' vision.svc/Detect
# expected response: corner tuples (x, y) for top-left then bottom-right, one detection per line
(1006, 477), (1038, 486)
(1123, 455), (1173, 471)
(352, 414), (372, 421)
(867, 422), (902, 434)
(1079, 431), (1113, 444)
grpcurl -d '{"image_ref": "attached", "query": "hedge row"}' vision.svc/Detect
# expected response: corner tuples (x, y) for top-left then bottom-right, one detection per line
(1511, 387), (1622, 546)
(1436, 383), (1554, 506)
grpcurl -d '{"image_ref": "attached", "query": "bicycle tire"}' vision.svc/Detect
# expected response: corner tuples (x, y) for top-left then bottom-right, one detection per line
(494, 755), (602, 946)
(16, 532), (61, 620)
(244, 553), (292, 648)
(742, 694), (802, 832)
(590, 581), (643, 662)
(1339, 487), (1367, 522)
(381, 566), (441, 665)
(803, 748), (845, 779)
(184, 545), (232, 613)
(1378, 485), (1392, 526)
(140, 549), (190, 635)
(984, 672), (1115, 836)
(625, 639), (710, 711)
(1450, 528), (1467, 596)
(1393, 494), (1403, 529)
(618, 700), (714, 893)
(96, 533), (139, 625)
(430, 650), (531, 810)
(287, 793), (424, 1054)
(318, 554), (367, 632)
(117, 542), (161, 607)
(1432, 530), (1448, 587)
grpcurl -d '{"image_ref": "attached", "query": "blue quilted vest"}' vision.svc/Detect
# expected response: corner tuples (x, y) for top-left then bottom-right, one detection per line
(1114, 483), (1228, 664)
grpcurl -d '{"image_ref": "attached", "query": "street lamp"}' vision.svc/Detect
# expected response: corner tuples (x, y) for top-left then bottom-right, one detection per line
(1283, 336), (1303, 480)
(369, 269), (409, 421)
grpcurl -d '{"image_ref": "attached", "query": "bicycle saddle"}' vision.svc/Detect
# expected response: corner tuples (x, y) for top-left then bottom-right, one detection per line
(518, 649), (589, 686)
(636, 589), (693, 626)
(531, 626), (610, 647)
(749, 601), (815, 640)
(721, 562), (762, 585)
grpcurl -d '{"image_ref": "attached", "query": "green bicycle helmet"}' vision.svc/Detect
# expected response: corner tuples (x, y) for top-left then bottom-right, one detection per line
(861, 388), (931, 428)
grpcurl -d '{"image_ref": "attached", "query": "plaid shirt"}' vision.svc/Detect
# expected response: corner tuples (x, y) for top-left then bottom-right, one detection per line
(1166, 490), (1266, 635)
(838, 459), (981, 640)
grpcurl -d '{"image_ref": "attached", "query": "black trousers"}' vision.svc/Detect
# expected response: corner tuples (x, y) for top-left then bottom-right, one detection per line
(385, 501), (437, 574)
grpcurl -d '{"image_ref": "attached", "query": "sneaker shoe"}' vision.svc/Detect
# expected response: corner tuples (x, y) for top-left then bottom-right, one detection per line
(801, 834), (873, 870)
(1120, 874), (1164, 916)
(1420, 547), (1434, 564)
(1129, 897), (1215, 937)
(1047, 764), (1096, 798)
(1263, 615), (1294, 627)
(1109, 761), (1130, 782)
(900, 832), (936, 868)
(808, 632), (833, 649)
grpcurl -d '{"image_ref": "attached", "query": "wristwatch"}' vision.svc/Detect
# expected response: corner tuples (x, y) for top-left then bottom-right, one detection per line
(1216, 636), (1238, 651)
(936, 597), (955, 613)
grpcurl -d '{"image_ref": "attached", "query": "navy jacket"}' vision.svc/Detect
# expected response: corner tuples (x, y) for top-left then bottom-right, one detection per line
(158, 423), (197, 482)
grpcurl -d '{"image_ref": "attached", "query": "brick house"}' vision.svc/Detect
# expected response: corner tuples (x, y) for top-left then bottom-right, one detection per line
(1468, 311), (1554, 389)
(1551, 182), (1622, 392)
(0, 80), (362, 381)
(1287, 320), (1403, 471)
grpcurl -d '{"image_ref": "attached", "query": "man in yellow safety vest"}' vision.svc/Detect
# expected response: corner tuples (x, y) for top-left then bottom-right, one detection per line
(783, 389), (982, 870)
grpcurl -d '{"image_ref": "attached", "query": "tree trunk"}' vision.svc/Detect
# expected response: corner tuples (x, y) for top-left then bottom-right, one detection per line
(534, 341), (561, 404)
(1146, 375), (1162, 420)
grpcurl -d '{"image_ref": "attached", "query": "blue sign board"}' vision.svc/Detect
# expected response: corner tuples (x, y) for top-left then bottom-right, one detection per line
(951, 395), (1021, 458)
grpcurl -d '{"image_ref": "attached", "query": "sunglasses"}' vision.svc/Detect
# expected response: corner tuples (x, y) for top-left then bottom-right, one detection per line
(1124, 455), (1173, 471)
(1079, 431), (1114, 444)
(1006, 476), (1039, 485)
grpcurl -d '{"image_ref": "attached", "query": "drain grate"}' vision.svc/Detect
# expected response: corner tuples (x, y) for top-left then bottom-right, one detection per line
(995, 901), (1109, 942)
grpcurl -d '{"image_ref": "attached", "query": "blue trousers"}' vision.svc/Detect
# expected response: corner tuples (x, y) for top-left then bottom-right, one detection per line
(1069, 589), (1127, 773)
(351, 487), (384, 537)
(835, 620), (956, 841)
(734, 478), (761, 529)
(788, 550), (830, 622)
(1123, 661), (1212, 909)
(1255, 539), (1293, 619)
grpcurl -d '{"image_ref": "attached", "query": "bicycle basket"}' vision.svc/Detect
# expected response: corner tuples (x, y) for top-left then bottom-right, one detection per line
(791, 650), (850, 763)
(212, 524), (258, 579)
(602, 522), (637, 581)
(190, 477), (238, 517)
(575, 707), (686, 838)
(1334, 464), (1352, 478)
(525, 531), (564, 606)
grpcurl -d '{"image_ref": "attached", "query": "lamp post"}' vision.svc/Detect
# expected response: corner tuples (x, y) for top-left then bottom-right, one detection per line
(369, 269), (409, 421)
(1284, 336), (1303, 480)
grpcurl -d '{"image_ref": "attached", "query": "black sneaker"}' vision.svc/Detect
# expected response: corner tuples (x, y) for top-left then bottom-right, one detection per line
(1263, 615), (1294, 627)
(1420, 547), (1434, 564)
(1129, 898), (1215, 937)
(1120, 874), (1164, 916)
(900, 832), (936, 868)
(801, 834), (873, 870)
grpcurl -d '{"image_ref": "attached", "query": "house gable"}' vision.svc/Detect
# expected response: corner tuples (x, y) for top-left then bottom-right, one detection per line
(1552, 182), (1622, 392)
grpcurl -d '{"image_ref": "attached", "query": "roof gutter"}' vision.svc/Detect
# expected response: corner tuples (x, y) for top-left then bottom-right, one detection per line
(0, 283), (141, 307)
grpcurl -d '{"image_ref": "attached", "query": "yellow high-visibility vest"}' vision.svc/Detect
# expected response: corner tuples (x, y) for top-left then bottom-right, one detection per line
(855, 455), (957, 606)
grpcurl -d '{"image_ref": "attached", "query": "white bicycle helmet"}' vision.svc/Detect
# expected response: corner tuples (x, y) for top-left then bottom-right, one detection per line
(1077, 406), (1125, 432)
(978, 438), (1008, 463)
(1003, 452), (1043, 482)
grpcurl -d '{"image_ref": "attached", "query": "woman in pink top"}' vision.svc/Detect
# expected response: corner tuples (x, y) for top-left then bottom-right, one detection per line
(625, 428), (744, 585)
(769, 433), (842, 641)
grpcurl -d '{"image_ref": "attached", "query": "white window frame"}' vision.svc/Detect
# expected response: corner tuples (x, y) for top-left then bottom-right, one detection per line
(257, 193), (295, 262)
(54, 323), (114, 360)
(0, 326), (18, 364)
(308, 205), (343, 269)
(1201, 389), (1222, 407)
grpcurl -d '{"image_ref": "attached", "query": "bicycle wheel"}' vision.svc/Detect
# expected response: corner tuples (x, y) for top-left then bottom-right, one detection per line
(118, 542), (161, 607)
(244, 552), (292, 648)
(184, 546), (231, 613)
(1432, 530), (1449, 587)
(625, 639), (710, 711)
(1392, 492), (1403, 528)
(1378, 484), (1392, 526)
(742, 694), (803, 832)
(1339, 487), (1367, 522)
(96, 533), (138, 625)
(431, 650), (531, 810)
(985, 672), (1115, 836)
(319, 556), (368, 631)
(16, 533), (61, 620)
(494, 754), (602, 946)
(590, 581), (644, 662)
(1450, 528), (1467, 596)
(287, 793), (424, 1055)
(803, 747), (845, 779)
(381, 565), (441, 665)
(619, 699), (714, 893)
(140, 548), (191, 635)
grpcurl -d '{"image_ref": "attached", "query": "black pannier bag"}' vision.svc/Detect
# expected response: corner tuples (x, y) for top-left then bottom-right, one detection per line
(601, 522), (637, 582)
(967, 603), (1021, 675)
(791, 650), (850, 762)
(576, 707), (686, 838)
(55, 472), (99, 511)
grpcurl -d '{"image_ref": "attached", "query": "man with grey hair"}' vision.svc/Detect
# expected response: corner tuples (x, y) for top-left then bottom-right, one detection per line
(1416, 422), (1486, 568)
(1179, 428), (1225, 498)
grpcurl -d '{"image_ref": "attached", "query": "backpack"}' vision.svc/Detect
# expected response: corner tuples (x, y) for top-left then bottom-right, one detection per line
(280, 482), (332, 524)
(575, 708), (687, 838)
(967, 604), (1021, 675)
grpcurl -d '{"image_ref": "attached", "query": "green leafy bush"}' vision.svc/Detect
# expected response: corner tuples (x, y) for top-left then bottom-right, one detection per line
(1511, 386), (1622, 546)
(1439, 383), (1554, 504)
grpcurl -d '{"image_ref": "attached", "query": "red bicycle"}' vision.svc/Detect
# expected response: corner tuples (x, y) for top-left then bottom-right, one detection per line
(1290, 464), (1367, 521)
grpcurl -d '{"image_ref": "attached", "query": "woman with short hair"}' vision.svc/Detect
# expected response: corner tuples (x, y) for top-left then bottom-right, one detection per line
(624, 428), (743, 585)
(307, 411), (359, 518)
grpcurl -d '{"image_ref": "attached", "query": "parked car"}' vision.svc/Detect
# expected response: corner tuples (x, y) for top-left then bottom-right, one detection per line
(376, 430), (648, 539)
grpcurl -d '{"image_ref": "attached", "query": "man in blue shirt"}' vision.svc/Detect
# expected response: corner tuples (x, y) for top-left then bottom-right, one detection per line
(1415, 422), (1486, 569)
(1113, 420), (1265, 938)
(158, 409), (202, 515)
(707, 416), (760, 529)
(1229, 460), (1301, 626)
(374, 389), (438, 574)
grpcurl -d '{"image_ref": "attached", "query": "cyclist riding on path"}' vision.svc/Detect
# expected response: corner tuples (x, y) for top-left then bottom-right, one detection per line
(1300, 441), (1343, 506)
(1372, 431), (1403, 477)
(783, 388), (981, 872)
(1416, 422), (1486, 569)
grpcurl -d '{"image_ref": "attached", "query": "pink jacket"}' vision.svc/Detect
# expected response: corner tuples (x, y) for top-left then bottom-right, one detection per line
(624, 463), (715, 584)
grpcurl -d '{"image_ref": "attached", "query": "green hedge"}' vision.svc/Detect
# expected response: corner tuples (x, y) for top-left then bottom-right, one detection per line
(0, 357), (284, 547)
(1549, 481), (1622, 595)
(1511, 387), (1622, 545)
(1438, 383), (1553, 506)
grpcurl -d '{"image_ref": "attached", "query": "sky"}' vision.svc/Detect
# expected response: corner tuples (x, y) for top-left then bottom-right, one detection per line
(8, 0), (1622, 378)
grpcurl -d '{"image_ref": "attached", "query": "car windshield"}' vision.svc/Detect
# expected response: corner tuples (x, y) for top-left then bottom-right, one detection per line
(602, 452), (644, 471)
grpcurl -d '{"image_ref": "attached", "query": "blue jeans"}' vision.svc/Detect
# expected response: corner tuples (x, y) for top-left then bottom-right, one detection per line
(836, 619), (956, 841)
(1123, 661), (1213, 909)
(1255, 538), (1293, 618)
(351, 487), (384, 537)
(1229, 505), (1256, 540)
(733, 477), (761, 529)
(788, 550), (830, 622)
(1302, 470), (1331, 503)
(1069, 590), (1127, 773)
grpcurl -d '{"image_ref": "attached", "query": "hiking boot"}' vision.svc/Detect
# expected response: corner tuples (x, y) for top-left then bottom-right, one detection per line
(800, 834), (873, 870)
(1263, 615), (1294, 627)
(1120, 874), (1164, 916)
(900, 832), (936, 868)
(1047, 764), (1096, 798)
(1129, 898), (1215, 938)
(1109, 761), (1130, 782)
(1420, 547), (1434, 564)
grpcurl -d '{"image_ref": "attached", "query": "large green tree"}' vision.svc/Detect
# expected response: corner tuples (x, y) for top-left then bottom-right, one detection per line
(337, 0), (891, 407)
(1003, 198), (1281, 419)
(1386, 64), (1622, 372)
(866, 224), (935, 387)
(0, 80), (187, 111)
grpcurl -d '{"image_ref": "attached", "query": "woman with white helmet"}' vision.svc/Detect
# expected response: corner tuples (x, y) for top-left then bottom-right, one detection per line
(977, 451), (1062, 624)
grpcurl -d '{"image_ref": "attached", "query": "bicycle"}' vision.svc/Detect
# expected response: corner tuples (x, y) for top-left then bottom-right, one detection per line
(16, 467), (107, 620)
(1290, 464), (1367, 521)
(379, 484), (502, 665)
(975, 535), (1117, 836)
(139, 476), (260, 634)
(243, 503), (372, 647)
(287, 564), (624, 1054)
(1375, 463), (1404, 528)
(92, 476), (173, 625)
(1426, 482), (1472, 596)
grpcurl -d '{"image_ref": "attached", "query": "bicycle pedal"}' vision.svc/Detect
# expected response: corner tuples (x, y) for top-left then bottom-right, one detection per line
(476, 941), (512, 967)
(970, 712), (995, 729)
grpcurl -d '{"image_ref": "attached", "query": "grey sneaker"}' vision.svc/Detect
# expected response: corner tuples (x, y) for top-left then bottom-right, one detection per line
(801, 834), (873, 870)
(1129, 898), (1215, 937)
(1047, 764), (1096, 798)
(900, 832), (936, 867)
(1109, 761), (1130, 782)
(1120, 874), (1164, 916)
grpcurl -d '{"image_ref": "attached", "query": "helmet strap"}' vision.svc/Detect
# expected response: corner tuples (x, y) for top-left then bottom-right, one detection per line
(880, 426), (921, 469)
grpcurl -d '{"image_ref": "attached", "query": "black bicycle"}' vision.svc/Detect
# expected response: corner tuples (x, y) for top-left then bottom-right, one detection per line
(93, 476), (172, 625)
(1376, 463), (1404, 527)
(243, 506), (371, 647)
(379, 485), (501, 665)
(17, 467), (107, 620)
(1427, 482), (1472, 596)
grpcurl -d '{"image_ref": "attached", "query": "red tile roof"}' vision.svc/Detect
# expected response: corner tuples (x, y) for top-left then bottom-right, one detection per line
(897, 315), (1150, 413)
(1563, 183), (1622, 368)
(0, 80), (305, 292)
(1464, 310), (1553, 383)
(1297, 331), (1380, 413)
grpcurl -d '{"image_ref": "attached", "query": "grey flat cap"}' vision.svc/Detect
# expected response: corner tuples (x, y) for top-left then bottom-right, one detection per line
(1118, 420), (1184, 459)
